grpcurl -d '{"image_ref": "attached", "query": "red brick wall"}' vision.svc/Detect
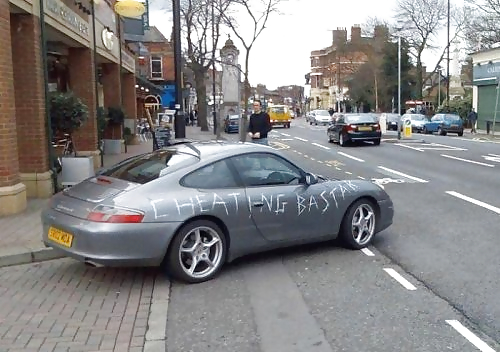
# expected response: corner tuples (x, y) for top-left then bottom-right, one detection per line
(11, 14), (49, 174)
(0, 5), (20, 188)
(143, 42), (175, 81)
(101, 63), (122, 139)
(122, 73), (137, 119)
(68, 48), (98, 151)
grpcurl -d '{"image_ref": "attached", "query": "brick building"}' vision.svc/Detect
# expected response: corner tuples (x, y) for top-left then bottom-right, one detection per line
(1, 0), (138, 215)
(308, 24), (388, 110)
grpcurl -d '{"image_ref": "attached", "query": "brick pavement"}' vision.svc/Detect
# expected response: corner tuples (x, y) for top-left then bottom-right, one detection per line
(0, 259), (157, 352)
(0, 125), (232, 267)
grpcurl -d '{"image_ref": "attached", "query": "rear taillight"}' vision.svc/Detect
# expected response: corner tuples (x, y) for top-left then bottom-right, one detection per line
(87, 205), (145, 223)
(374, 123), (381, 132)
(346, 124), (356, 132)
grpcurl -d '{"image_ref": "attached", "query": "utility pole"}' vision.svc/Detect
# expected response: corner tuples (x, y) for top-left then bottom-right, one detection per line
(173, 0), (185, 138)
(211, 0), (217, 135)
(446, 0), (450, 109)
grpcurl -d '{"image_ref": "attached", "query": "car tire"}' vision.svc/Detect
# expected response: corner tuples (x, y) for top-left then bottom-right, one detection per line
(438, 127), (445, 136)
(328, 133), (333, 143)
(339, 198), (377, 250)
(422, 127), (428, 134)
(339, 133), (347, 147)
(165, 219), (227, 284)
(458, 131), (464, 136)
(373, 138), (381, 146)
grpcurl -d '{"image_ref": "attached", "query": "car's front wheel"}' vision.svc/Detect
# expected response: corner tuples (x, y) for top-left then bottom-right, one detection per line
(165, 219), (227, 283)
(339, 199), (377, 249)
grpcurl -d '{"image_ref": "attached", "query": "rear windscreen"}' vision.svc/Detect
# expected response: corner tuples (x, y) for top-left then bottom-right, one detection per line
(346, 115), (377, 123)
(100, 150), (199, 184)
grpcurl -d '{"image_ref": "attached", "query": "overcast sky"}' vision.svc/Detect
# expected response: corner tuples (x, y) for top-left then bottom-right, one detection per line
(148, 0), (464, 91)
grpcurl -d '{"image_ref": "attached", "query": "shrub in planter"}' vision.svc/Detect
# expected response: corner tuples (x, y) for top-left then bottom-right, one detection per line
(49, 91), (88, 152)
(106, 106), (126, 139)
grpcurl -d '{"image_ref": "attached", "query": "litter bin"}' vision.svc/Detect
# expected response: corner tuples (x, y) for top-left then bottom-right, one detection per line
(486, 121), (492, 134)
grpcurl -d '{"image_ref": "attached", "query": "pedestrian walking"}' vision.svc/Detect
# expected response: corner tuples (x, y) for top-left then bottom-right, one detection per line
(248, 99), (272, 146)
(467, 108), (478, 134)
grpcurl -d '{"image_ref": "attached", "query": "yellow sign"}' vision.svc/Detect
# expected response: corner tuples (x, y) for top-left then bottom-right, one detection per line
(403, 118), (412, 138)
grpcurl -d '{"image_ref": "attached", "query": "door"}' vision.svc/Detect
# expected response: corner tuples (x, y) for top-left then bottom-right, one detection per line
(332, 116), (345, 141)
(229, 152), (335, 242)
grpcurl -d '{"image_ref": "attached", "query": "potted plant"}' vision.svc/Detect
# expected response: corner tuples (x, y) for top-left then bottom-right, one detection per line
(103, 106), (126, 154)
(49, 91), (94, 187)
(123, 127), (133, 144)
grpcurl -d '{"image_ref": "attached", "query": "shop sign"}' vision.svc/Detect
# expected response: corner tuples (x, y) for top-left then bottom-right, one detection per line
(46, 0), (89, 37)
(121, 50), (136, 73)
(473, 61), (500, 81)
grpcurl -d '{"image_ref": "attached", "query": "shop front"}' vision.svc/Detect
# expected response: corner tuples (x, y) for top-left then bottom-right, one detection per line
(471, 47), (500, 133)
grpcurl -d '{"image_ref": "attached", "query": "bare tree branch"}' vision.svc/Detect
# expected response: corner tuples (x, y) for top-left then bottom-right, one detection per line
(464, 0), (500, 50)
(217, 0), (286, 141)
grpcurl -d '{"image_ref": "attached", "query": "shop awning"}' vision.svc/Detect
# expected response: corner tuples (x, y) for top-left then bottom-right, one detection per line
(135, 75), (166, 94)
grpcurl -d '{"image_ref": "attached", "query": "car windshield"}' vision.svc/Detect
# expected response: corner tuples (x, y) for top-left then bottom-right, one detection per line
(345, 114), (377, 123)
(99, 149), (199, 184)
(316, 110), (330, 116)
(270, 106), (286, 113)
(229, 115), (239, 120)
(444, 114), (460, 121)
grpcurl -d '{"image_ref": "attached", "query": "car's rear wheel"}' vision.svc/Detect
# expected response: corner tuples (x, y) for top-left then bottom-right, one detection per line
(165, 220), (227, 283)
(339, 199), (377, 249)
(458, 131), (464, 136)
(373, 138), (381, 146)
(339, 133), (347, 146)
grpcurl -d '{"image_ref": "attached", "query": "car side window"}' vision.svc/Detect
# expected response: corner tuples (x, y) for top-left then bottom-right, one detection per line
(230, 153), (303, 187)
(182, 159), (239, 189)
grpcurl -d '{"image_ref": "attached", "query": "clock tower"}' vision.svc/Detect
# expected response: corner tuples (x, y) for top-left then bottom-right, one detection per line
(220, 35), (241, 119)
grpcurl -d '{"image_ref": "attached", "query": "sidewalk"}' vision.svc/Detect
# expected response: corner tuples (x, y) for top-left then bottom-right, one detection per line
(0, 126), (227, 268)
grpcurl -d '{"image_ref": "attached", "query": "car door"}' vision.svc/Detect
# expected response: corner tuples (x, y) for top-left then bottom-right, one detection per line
(332, 115), (345, 141)
(228, 152), (334, 242)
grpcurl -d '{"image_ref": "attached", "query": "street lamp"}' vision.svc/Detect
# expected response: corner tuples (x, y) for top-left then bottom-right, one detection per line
(437, 66), (443, 108)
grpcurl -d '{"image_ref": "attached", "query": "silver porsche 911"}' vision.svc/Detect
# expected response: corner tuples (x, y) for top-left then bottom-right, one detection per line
(42, 140), (394, 283)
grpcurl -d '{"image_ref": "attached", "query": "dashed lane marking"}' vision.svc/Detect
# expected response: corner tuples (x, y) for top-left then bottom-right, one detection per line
(441, 154), (495, 168)
(383, 268), (417, 291)
(335, 167), (341, 171)
(345, 171), (352, 175)
(360, 248), (375, 256)
(378, 166), (428, 183)
(446, 191), (500, 215)
(280, 132), (291, 136)
(317, 160), (323, 164)
(311, 142), (330, 150)
(446, 320), (496, 352)
(295, 137), (308, 142)
(338, 151), (365, 162)
(358, 176), (365, 180)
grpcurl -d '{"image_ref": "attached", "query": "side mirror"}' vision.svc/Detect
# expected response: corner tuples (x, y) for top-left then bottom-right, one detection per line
(305, 173), (318, 185)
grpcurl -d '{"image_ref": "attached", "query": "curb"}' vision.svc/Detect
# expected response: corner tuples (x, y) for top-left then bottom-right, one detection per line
(0, 247), (64, 268)
(144, 276), (171, 352)
(383, 138), (426, 144)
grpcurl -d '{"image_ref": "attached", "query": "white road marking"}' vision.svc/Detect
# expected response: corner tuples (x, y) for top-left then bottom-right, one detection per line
(297, 151), (303, 155)
(345, 171), (352, 175)
(310, 157), (316, 161)
(446, 320), (496, 352)
(441, 154), (495, 168)
(488, 153), (500, 157)
(383, 268), (417, 290)
(280, 132), (291, 136)
(335, 167), (341, 171)
(360, 248), (375, 256)
(317, 160), (323, 164)
(395, 143), (425, 152)
(482, 154), (500, 163)
(281, 138), (293, 141)
(337, 152), (365, 162)
(295, 137), (308, 142)
(446, 191), (500, 215)
(311, 142), (330, 150)
(358, 176), (365, 179)
(378, 166), (428, 183)
(303, 155), (309, 158)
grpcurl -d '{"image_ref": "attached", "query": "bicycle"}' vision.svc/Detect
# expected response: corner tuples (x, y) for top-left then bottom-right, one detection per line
(52, 133), (76, 174)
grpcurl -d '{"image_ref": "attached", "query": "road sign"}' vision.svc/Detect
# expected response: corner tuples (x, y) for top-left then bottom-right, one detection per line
(403, 118), (412, 138)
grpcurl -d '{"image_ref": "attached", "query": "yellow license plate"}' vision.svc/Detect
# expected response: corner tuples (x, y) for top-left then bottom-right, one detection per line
(358, 126), (372, 131)
(48, 227), (74, 248)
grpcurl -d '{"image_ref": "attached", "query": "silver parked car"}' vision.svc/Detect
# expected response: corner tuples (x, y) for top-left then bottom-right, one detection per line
(42, 141), (394, 283)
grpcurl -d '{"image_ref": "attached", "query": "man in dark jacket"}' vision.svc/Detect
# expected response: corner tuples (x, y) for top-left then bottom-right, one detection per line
(248, 100), (272, 145)
(467, 108), (477, 134)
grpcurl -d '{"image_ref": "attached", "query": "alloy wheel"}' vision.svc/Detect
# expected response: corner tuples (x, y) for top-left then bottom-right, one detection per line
(178, 226), (224, 280)
(351, 203), (376, 246)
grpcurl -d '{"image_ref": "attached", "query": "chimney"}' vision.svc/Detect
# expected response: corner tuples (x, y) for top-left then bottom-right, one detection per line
(351, 25), (361, 41)
(332, 27), (347, 45)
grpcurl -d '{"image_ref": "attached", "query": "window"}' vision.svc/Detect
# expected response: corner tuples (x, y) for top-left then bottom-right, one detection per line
(345, 114), (378, 123)
(100, 150), (198, 184)
(150, 56), (162, 79)
(431, 115), (443, 122)
(230, 153), (303, 187)
(182, 160), (239, 189)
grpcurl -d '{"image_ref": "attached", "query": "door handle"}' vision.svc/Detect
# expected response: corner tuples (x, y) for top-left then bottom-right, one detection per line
(252, 202), (264, 207)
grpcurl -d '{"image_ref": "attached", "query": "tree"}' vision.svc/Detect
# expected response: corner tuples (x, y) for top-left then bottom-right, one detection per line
(394, 0), (448, 98)
(180, 0), (230, 131)
(219, 0), (285, 141)
(463, 0), (500, 50)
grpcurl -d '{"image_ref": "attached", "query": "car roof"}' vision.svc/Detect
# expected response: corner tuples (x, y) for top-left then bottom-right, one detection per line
(164, 140), (273, 159)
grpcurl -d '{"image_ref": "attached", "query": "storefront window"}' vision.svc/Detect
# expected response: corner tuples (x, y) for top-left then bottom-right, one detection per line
(47, 55), (69, 92)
